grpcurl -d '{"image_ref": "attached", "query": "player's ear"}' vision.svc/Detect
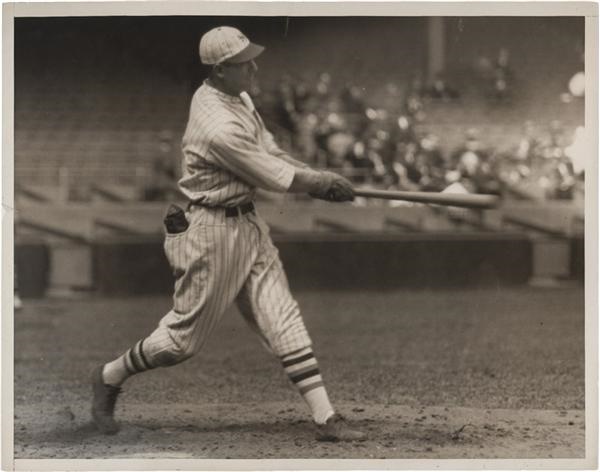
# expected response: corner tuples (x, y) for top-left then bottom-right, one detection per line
(212, 64), (226, 79)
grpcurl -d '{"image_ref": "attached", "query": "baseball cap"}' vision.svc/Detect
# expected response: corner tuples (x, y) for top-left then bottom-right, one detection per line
(199, 26), (265, 65)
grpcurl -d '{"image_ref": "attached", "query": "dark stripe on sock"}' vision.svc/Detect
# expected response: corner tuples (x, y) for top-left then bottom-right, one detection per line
(299, 380), (324, 395)
(287, 364), (319, 379)
(128, 348), (143, 373)
(138, 339), (152, 370)
(282, 352), (314, 368)
(123, 355), (136, 375)
(132, 342), (147, 371)
(290, 367), (320, 384)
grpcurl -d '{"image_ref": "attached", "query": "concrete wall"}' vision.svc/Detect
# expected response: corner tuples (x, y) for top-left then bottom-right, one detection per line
(16, 233), (586, 297)
(87, 233), (533, 295)
(15, 240), (50, 298)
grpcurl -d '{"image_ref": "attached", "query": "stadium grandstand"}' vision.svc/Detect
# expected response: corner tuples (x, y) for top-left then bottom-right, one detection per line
(13, 16), (585, 297)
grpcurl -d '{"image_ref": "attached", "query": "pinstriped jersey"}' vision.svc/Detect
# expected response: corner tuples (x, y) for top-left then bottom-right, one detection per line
(179, 81), (296, 207)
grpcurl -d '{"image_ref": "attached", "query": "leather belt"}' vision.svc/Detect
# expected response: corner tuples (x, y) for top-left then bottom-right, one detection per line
(188, 201), (255, 218)
(224, 202), (255, 218)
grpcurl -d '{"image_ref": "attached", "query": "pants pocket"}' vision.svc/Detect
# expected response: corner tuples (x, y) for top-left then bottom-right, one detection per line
(163, 223), (199, 280)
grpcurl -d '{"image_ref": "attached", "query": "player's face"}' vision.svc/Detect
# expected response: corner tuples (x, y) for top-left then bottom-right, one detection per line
(220, 59), (258, 96)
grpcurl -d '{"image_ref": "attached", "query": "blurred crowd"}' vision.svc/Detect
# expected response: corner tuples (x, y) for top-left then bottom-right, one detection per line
(249, 62), (583, 203)
(144, 47), (584, 203)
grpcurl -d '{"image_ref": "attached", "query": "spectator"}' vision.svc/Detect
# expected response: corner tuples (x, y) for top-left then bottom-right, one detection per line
(415, 133), (446, 191)
(391, 114), (418, 146)
(326, 131), (354, 168)
(448, 129), (501, 194)
(536, 121), (577, 199)
(315, 72), (333, 99)
(340, 84), (366, 114)
(313, 99), (349, 166)
(488, 47), (514, 101)
(548, 120), (568, 149)
(408, 74), (426, 99)
(394, 141), (422, 189)
(143, 156), (179, 201)
(564, 125), (585, 178)
(405, 74), (427, 122)
(344, 140), (375, 184)
(425, 72), (460, 100)
(143, 131), (180, 201)
(550, 159), (576, 200)
(294, 101), (320, 164)
(274, 74), (299, 133)
(294, 78), (314, 113)
(390, 145), (421, 192)
(340, 84), (369, 136)
(515, 121), (541, 165)
(451, 129), (487, 161)
(383, 82), (405, 116)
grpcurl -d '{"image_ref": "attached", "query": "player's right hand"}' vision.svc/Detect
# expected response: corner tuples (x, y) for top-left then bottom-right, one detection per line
(310, 171), (355, 202)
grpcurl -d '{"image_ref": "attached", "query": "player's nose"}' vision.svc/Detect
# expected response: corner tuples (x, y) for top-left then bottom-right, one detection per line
(249, 60), (258, 73)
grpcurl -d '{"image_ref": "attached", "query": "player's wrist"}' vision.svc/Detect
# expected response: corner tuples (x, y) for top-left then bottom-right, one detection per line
(288, 168), (332, 195)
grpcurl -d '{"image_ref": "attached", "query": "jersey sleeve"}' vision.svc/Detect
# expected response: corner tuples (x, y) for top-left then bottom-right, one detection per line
(209, 122), (296, 193)
(262, 129), (310, 169)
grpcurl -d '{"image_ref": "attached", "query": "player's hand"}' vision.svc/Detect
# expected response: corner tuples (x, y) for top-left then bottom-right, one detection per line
(310, 171), (355, 202)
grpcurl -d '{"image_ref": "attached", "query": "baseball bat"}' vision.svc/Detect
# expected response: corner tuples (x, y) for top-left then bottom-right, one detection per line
(353, 188), (500, 209)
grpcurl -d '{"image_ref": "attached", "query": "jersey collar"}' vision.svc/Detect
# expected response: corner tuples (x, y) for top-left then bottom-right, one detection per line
(203, 80), (242, 104)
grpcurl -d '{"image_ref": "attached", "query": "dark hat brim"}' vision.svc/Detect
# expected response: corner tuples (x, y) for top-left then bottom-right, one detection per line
(224, 42), (265, 64)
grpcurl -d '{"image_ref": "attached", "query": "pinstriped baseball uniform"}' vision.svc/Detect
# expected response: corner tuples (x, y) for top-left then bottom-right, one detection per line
(137, 81), (313, 369)
(93, 28), (365, 439)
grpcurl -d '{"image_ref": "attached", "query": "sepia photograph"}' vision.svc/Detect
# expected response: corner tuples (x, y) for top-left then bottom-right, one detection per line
(2, 2), (597, 470)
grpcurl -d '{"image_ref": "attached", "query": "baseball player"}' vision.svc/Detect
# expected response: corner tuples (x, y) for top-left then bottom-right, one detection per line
(91, 26), (365, 442)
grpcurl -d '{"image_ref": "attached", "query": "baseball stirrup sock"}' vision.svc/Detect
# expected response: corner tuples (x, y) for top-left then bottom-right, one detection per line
(103, 339), (154, 387)
(281, 347), (335, 425)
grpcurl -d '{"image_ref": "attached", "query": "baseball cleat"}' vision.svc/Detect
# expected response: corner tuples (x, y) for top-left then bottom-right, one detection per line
(315, 413), (366, 442)
(91, 365), (122, 434)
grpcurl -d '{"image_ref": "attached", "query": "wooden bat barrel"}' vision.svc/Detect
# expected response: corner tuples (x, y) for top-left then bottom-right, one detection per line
(353, 189), (500, 209)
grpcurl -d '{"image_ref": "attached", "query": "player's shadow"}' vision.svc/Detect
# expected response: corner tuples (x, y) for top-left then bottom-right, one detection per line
(17, 416), (483, 456)
(16, 421), (113, 449)
(18, 417), (313, 445)
(131, 417), (315, 438)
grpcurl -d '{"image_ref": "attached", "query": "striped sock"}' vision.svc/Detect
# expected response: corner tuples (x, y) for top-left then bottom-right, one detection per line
(102, 339), (154, 387)
(281, 347), (335, 425)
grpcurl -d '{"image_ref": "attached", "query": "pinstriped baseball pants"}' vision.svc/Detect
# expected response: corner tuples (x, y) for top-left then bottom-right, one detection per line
(141, 205), (312, 367)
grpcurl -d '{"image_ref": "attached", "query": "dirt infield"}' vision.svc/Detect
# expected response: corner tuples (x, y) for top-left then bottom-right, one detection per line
(14, 402), (584, 459)
(13, 288), (585, 459)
